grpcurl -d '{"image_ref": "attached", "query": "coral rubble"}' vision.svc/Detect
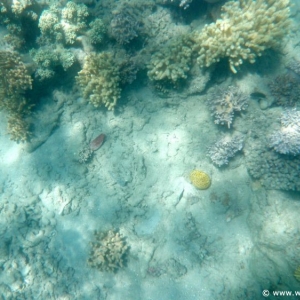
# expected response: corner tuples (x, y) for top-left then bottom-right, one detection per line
(192, 0), (291, 73)
(88, 229), (129, 272)
(207, 134), (244, 167)
(76, 52), (121, 110)
(207, 86), (249, 128)
(269, 109), (300, 156)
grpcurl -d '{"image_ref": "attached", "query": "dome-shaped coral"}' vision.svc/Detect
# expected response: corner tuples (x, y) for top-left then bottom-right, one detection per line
(190, 170), (211, 190)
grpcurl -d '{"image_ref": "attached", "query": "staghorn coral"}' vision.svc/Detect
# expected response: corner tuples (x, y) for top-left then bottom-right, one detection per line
(0, 50), (33, 142)
(147, 35), (193, 84)
(207, 86), (249, 128)
(269, 109), (300, 156)
(189, 170), (211, 190)
(88, 229), (129, 272)
(192, 0), (291, 73)
(207, 134), (244, 167)
(76, 52), (121, 110)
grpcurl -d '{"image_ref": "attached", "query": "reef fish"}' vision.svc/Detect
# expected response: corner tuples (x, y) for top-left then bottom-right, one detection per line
(90, 133), (105, 151)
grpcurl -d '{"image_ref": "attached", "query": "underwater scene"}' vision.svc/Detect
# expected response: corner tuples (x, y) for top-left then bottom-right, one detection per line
(1, 0), (300, 299)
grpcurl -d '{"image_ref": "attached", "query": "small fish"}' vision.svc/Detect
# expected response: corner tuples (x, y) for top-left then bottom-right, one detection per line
(90, 133), (106, 151)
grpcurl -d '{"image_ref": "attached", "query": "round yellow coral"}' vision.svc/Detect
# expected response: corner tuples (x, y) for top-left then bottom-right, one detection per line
(189, 170), (211, 190)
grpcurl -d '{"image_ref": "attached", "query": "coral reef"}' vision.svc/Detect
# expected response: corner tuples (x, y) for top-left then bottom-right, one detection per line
(268, 73), (300, 106)
(207, 134), (244, 167)
(88, 229), (129, 272)
(0, 0), (38, 49)
(109, 6), (141, 44)
(207, 86), (249, 128)
(76, 52), (121, 110)
(147, 35), (193, 84)
(30, 46), (75, 80)
(0, 50), (33, 142)
(192, 0), (291, 73)
(7, 113), (32, 142)
(269, 109), (300, 156)
(113, 49), (140, 85)
(245, 138), (300, 191)
(156, 0), (193, 9)
(38, 1), (89, 45)
(87, 18), (106, 45)
(189, 170), (211, 190)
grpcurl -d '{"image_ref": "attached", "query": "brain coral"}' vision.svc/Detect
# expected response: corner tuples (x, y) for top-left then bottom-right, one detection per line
(190, 170), (211, 190)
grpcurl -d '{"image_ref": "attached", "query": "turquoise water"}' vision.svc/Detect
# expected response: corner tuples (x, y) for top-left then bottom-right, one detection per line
(1, 0), (300, 299)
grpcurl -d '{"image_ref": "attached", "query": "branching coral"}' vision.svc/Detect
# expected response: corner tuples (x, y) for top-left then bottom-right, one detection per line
(0, 0), (38, 49)
(207, 86), (249, 128)
(147, 35), (193, 84)
(192, 0), (291, 73)
(207, 134), (244, 166)
(88, 229), (129, 272)
(76, 52), (121, 110)
(30, 46), (75, 80)
(38, 1), (88, 45)
(269, 109), (300, 156)
(0, 50), (33, 142)
(87, 18), (106, 45)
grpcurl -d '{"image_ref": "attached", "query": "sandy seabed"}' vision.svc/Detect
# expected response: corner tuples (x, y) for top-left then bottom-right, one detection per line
(1, 73), (300, 300)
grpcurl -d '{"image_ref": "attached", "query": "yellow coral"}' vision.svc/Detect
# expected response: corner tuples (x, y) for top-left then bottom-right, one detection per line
(192, 0), (290, 73)
(190, 170), (211, 190)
